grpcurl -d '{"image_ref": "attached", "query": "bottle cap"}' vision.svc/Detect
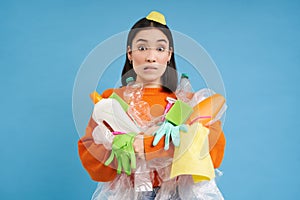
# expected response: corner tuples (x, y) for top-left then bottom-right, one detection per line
(181, 73), (189, 79)
(126, 77), (134, 84)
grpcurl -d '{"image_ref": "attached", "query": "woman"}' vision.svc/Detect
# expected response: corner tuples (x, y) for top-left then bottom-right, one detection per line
(78, 11), (226, 200)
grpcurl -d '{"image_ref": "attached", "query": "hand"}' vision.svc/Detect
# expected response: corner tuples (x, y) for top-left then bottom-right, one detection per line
(133, 134), (145, 159)
(153, 121), (188, 150)
(104, 132), (136, 175)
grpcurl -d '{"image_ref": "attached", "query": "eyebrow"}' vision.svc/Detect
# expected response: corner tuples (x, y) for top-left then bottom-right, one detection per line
(157, 39), (168, 44)
(135, 39), (168, 44)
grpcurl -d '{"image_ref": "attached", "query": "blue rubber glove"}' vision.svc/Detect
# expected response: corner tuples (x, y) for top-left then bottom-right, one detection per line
(153, 121), (188, 150)
(104, 132), (136, 175)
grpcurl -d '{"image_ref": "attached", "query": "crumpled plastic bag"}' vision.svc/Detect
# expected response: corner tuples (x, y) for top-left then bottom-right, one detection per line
(90, 89), (226, 200)
(170, 122), (215, 183)
(91, 174), (135, 200)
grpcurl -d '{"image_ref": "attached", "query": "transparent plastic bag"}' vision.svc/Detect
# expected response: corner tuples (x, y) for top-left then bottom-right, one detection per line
(189, 88), (227, 125)
(92, 123), (114, 150)
(90, 88), (226, 200)
(155, 178), (180, 200)
(147, 157), (173, 181)
(134, 158), (153, 192)
(189, 88), (216, 107)
(127, 100), (152, 130)
(176, 175), (224, 200)
(92, 98), (140, 133)
(92, 174), (135, 200)
(206, 103), (227, 126)
(123, 77), (153, 130)
(91, 163), (224, 200)
(175, 73), (194, 105)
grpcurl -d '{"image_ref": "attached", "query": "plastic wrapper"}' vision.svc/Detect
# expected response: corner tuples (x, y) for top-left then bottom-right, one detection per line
(206, 103), (227, 126)
(128, 100), (152, 131)
(92, 98), (140, 133)
(155, 172), (224, 200)
(134, 158), (153, 192)
(190, 88), (227, 125)
(170, 122), (215, 184)
(92, 173), (224, 200)
(92, 123), (114, 150)
(91, 174), (135, 200)
(189, 88), (216, 107)
(176, 175), (224, 200)
(155, 178), (179, 199)
(124, 78), (153, 131)
(148, 158), (173, 181)
(133, 136), (153, 192)
(175, 73), (194, 104)
(90, 88), (226, 199)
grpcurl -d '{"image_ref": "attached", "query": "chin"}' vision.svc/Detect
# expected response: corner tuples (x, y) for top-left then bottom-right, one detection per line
(140, 75), (161, 84)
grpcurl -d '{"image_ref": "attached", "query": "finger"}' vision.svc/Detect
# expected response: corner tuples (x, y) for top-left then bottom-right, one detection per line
(153, 123), (164, 136)
(171, 128), (180, 147)
(104, 151), (115, 166)
(131, 152), (136, 169)
(116, 155), (122, 174)
(179, 124), (188, 132)
(164, 127), (171, 150)
(153, 128), (166, 146)
(121, 154), (131, 175)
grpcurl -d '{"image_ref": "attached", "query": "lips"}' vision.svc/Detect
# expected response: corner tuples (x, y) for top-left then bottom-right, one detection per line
(144, 66), (158, 70)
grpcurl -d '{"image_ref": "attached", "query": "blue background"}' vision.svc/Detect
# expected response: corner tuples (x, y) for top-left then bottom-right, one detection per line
(1, 0), (299, 199)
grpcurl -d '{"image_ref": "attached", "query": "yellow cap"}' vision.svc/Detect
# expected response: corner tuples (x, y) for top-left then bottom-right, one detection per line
(146, 11), (166, 25)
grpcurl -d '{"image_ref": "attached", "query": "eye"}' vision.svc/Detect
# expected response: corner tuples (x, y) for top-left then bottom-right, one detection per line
(138, 46), (147, 51)
(157, 47), (165, 52)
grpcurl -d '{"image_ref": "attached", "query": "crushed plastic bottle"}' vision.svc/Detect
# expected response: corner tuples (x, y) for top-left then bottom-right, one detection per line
(175, 73), (194, 104)
(123, 77), (151, 130)
(123, 77), (143, 105)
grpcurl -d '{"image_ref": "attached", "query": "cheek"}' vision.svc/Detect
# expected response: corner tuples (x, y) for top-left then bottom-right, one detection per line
(157, 57), (169, 64)
(132, 65), (145, 75)
(132, 66), (140, 73)
(132, 56), (144, 65)
(159, 66), (167, 74)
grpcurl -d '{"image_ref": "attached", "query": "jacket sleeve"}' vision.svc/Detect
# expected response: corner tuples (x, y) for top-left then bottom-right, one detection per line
(78, 117), (117, 182)
(143, 135), (174, 161)
(206, 120), (226, 168)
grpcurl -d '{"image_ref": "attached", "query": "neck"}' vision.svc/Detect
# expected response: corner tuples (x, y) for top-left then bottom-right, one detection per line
(143, 83), (162, 88)
(136, 77), (162, 88)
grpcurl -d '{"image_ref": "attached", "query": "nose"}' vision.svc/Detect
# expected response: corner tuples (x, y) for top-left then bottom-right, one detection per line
(145, 49), (156, 63)
(145, 57), (156, 62)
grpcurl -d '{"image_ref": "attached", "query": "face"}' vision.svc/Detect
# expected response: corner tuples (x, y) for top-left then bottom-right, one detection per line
(127, 28), (172, 87)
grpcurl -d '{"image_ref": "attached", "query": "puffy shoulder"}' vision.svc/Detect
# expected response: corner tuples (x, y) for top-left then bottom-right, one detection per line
(101, 88), (114, 98)
(90, 87), (126, 104)
(101, 87), (126, 98)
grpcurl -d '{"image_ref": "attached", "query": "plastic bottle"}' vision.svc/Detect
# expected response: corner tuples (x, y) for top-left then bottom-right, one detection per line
(175, 73), (194, 104)
(123, 77), (144, 104)
(123, 77), (151, 130)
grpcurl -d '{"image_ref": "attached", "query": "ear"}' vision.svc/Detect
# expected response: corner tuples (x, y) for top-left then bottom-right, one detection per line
(127, 46), (132, 61)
